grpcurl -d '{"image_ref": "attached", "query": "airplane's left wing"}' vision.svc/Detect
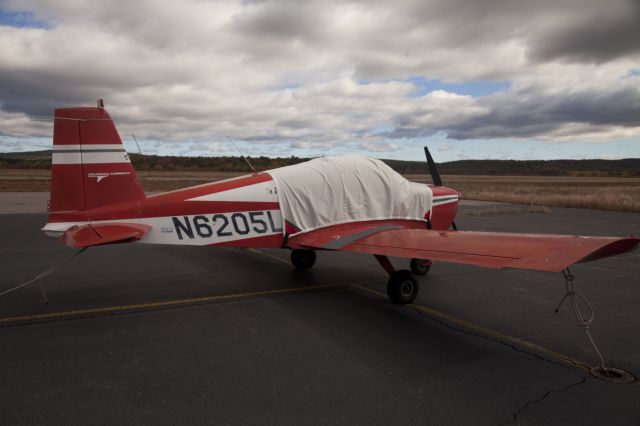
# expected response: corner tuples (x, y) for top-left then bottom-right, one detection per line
(288, 223), (639, 273)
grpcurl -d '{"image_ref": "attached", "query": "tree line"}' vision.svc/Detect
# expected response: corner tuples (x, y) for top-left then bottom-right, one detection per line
(1, 151), (638, 177)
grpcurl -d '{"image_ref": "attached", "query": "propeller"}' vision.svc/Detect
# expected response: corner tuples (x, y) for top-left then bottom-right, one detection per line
(424, 146), (458, 231)
(424, 146), (442, 186)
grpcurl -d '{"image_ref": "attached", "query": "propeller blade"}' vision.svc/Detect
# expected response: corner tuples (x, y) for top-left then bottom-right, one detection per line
(424, 146), (443, 186)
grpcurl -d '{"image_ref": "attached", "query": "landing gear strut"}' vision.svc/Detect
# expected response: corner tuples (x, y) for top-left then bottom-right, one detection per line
(374, 254), (420, 305)
(291, 249), (316, 270)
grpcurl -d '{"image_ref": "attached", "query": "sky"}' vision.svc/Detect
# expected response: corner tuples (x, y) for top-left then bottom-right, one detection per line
(0, 0), (639, 162)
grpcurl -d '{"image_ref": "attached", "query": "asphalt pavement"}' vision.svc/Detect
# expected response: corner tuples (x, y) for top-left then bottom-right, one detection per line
(1, 201), (639, 425)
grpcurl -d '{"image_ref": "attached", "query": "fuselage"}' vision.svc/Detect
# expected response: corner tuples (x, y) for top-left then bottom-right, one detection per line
(43, 171), (460, 248)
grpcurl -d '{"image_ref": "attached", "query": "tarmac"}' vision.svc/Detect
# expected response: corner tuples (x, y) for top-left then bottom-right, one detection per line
(1, 193), (639, 425)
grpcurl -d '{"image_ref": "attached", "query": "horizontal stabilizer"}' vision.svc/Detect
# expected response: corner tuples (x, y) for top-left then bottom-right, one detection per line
(289, 226), (639, 272)
(62, 223), (151, 248)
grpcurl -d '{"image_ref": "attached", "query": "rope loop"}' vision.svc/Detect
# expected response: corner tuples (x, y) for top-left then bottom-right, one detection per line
(555, 267), (606, 369)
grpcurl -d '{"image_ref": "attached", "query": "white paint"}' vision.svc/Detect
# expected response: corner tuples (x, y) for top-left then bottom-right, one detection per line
(268, 155), (433, 235)
(52, 151), (131, 165)
(432, 195), (459, 206)
(87, 171), (132, 183)
(187, 179), (278, 203)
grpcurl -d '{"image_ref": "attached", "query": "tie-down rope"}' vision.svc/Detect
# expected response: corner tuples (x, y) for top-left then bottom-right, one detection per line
(555, 267), (607, 369)
(0, 248), (87, 299)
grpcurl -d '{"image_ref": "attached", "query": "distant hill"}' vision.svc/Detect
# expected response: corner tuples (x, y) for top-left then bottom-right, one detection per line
(0, 150), (638, 177)
(385, 158), (640, 177)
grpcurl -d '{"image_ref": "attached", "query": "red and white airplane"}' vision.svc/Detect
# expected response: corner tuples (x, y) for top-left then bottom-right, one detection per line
(42, 105), (639, 304)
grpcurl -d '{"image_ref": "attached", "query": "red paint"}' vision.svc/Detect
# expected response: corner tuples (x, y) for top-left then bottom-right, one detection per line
(430, 185), (460, 230)
(288, 219), (427, 249)
(49, 107), (144, 220)
(374, 254), (396, 276)
(340, 230), (640, 273)
(209, 233), (284, 248)
(82, 162), (145, 212)
(50, 164), (86, 213)
(62, 223), (150, 248)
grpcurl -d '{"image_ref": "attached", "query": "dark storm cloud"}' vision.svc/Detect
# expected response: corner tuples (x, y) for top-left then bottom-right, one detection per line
(389, 83), (640, 140)
(232, 2), (327, 41)
(528, 0), (640, 63)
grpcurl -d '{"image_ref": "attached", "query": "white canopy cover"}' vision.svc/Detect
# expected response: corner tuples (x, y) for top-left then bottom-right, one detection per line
(268, 155), (432, 235)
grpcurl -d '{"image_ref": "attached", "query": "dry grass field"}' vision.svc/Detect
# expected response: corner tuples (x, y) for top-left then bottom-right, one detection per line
(409, 174), (640, 212)
(1, 170), (639, 212)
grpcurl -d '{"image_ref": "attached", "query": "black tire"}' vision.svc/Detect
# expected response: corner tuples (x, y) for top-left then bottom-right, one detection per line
(410, 258), (432, 276)
(387, 270), (419, 305)
(290, 249), (316, 270)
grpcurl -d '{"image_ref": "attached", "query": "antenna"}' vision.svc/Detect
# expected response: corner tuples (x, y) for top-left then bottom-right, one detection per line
(131, 134), (150, 179)
(132, 134), (143, 155)
(226, 136), (257, 174)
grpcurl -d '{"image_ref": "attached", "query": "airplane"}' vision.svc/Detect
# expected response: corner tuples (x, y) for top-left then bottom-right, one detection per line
(42, 104), (639, 305)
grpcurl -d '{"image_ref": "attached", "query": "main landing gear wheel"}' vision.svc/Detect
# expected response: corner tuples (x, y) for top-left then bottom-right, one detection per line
(290, 249), (316, 270)
(387, 270), (419, 305)
(410, 258), (432, 276)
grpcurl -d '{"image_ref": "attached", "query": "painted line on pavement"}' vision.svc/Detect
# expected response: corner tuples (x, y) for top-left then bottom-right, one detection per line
(353, 284), (592, 373)
(0, 284), (339, 326)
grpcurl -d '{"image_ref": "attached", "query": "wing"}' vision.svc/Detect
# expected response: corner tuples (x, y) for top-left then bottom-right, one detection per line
(288, 224), (639, 273)
(62, 223), (151, 248)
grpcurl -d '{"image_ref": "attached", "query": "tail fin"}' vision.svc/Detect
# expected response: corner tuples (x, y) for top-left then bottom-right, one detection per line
(49, 106), (145, 219)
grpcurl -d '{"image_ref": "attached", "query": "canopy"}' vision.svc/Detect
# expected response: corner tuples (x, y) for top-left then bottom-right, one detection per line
(268, 155), (432, 235)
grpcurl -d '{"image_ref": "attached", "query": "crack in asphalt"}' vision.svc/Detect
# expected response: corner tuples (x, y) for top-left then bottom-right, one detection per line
(497, 377), (587, 425)
(398, 299), (593, 425)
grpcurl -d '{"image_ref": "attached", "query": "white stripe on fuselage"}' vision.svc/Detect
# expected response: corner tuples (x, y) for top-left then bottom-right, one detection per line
(42, 210), (284, 246)
(432, 195), (459, 206)
(186, 180), (279, 203)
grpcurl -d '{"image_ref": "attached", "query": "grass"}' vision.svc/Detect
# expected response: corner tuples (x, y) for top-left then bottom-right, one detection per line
(450, 179), (640, 213)
(461, 205), (551, 216)
(1, 170), (639, 213)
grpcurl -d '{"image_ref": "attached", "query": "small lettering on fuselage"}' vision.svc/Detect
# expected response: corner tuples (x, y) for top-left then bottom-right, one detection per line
(171, 210), (282, 241)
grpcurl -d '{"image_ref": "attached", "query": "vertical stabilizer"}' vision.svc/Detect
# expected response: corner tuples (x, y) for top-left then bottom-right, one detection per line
(49, 106), (145, 221)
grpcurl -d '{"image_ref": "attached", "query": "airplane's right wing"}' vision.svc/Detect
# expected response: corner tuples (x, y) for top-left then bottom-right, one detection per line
(288, 223), (639, 273)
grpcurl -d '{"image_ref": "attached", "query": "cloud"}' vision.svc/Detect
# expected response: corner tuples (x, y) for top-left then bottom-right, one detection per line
(386, 78), (640, 142)
(599, 153), (623, 160)
(527, 0), (640, 63)
(358, 141), (399, 152)
(207, 142), (234, 153)
(0, 0), (639, 156)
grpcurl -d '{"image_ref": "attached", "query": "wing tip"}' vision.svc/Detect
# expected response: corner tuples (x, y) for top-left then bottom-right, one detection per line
(576, 236), (640, 265)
